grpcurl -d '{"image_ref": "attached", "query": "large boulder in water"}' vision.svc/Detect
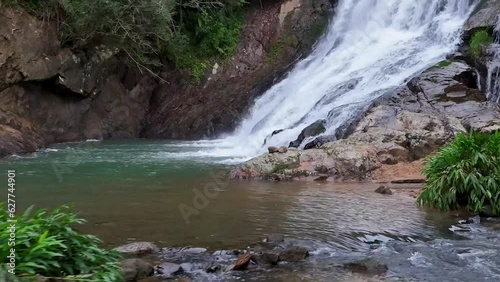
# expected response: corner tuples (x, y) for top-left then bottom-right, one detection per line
(289, 120), (326, 148)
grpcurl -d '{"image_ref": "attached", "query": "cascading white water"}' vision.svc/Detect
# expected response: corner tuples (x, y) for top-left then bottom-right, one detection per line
(163, 0), (476, 163)
(485, 16), (500, 104)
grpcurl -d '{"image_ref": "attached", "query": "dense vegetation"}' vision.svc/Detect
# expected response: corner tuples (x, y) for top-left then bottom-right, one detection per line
(0, 205), (122, 281)
(469, 29), (493, 59)
(3, 0), (247, 81)
(418, 131), (500, 215)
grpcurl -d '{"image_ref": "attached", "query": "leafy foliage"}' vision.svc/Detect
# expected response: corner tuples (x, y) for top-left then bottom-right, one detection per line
(3, 0), (247, 80)
(166, 2), (245, 81)
(0, 205), (122, 281)
(418, 131), (500, 215)
(469, 29), (493, 59)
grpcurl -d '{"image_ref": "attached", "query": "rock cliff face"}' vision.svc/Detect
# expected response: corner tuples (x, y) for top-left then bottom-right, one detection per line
(0, 8), (155, 156)
(0, 0), (336, 156)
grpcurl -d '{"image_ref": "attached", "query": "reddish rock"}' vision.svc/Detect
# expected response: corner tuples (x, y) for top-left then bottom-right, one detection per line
(233, 253), (251, 271)
(230, 168), (260, 180)
(278, 146), (288, 153)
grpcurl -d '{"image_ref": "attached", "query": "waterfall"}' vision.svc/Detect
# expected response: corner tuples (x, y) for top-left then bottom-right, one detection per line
(164, 0), (476, 163)
(485, 16), (500, 104)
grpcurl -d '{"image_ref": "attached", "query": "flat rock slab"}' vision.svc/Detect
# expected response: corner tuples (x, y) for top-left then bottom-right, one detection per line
(115, 242), (159, 257)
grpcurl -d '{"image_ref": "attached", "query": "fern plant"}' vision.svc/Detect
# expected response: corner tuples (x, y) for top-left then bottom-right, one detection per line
(418, 131), (500, 215)
(0, 205), (123, 281)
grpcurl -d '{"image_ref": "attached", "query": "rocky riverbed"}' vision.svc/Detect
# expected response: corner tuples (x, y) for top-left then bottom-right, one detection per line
(114, 215), (500, 282)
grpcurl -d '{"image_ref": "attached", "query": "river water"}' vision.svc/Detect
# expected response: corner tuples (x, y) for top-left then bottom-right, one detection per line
(1, 140), (500, 281)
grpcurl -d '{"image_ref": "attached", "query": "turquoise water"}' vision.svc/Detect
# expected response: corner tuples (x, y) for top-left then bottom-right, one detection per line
(0, 140), (453, 250)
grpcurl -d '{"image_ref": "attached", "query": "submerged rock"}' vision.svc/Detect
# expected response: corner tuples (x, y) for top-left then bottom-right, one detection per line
(278, 246), (309, 262)
(156, 262), (182, 277)
(115, 242), (159, 257)
(121, 259), (154, 282)
(204, 262), (222, 273)
(251, 251), (280, 266)
(375, 186), (393, 195)
(182, 247), (207, 254)
(264, 233), (285, 244)
(344, 258), (388, 275)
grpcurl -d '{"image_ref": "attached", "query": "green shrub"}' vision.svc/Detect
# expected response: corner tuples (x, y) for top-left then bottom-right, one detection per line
(0, 205), (122, 281)
(167, 3), (245, 81)
(3, 0), (247, 81)
(469, 30), (493, 59)
(418, 131), (500, 215)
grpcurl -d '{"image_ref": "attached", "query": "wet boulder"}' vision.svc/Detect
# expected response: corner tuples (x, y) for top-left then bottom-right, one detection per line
(375, 185), (393, 195)
(251, 251), (280, 266)
(264, 233), (285, 244)
(204, 262), (222, 273)
(114, 242), (159, 257)
(289, 120), (326, 148)
(278, 246), (309, 262)
(344, 258), (388, 275)
(268, 146), (279, 153)
(121, 259), (154, 282)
